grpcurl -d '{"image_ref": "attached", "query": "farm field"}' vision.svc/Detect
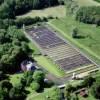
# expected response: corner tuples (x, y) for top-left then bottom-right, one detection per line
(49, 16), (100, 64)
(17, 5), (66, 18)
(26, 25), (97, 78)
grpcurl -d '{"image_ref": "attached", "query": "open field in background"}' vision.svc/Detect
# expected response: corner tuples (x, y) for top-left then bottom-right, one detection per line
(75, 0), (100, 6)
(17, 6), (66, 18)
(49, 15), (100, 65)
(34, 56), (65, 77)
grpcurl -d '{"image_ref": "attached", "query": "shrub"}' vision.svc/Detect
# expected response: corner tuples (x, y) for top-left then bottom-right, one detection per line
(30, 81), (40, 91)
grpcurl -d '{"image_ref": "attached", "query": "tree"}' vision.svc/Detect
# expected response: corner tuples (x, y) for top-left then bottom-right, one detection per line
(72, 27), (78, 38)
(0, 88), (9, 100)
(9, 87), (26, 100)
(64, 90), (71, 100)
(0, 1), (15, 19)
(0, 29), (6, 44)
(33, 70), (45, 84)
(0, 71), (8, 81)
(0, 0), (4, 5)
(58, 0), (64, 5)
(0, 26), (32, 73)
(65, 84), (74, 92)
(0, 80), (12, 91)
(91, 82), (100, 99)
(76, 6), (100, 25)
(30, 81), (40, 91)
(82, 76), (95, 87)
(72, 93), (79, 100)
(49, 86), (61, 100)
(22, 71), (34, 86)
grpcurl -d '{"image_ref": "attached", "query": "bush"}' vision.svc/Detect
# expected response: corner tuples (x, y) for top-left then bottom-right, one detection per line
(15, 16), (48, 28)
(72, 27), (78, 38)
(65, 84), (75, 92)
(30, 81), (40, 91)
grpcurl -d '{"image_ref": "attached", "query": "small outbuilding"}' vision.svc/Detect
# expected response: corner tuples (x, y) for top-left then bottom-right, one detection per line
(21, 60), (37, 71)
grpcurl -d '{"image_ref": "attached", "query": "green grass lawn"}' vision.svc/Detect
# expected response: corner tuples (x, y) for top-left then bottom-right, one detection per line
(34, 56), (65, 77)
(49, 15), (100, 64)
(28, 42), (40, 55)
(75, 0), (100, 6)
(17, 5), (66, 19)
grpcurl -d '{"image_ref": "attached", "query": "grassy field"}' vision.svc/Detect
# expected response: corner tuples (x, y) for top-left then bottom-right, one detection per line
(34, 56), (65, 77)
(49, 15), (100, 64)
(75, 0), (100, 6)
(28, 42), (40, 55)
(17, 6), (66, 18)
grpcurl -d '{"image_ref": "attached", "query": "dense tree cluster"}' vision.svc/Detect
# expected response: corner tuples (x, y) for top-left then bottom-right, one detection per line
(0, 0), (61, 18)
(0, 80), (27, 100)
(58, 0), (65, 5)
(76, 6), (100, 26)
(94, 0), (100, 2)
(0, 26), (32, 73)
(0, 70), (45, 100)
(0, 70), (59, 100)
(91, 74), (100, 99)
(21, 70), (45, 92)
(16, 17), (48, 28)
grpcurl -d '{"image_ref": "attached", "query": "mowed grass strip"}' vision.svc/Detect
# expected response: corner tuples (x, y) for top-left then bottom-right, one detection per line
(49, 16), (100, 64)
(34, 56), (65, 77)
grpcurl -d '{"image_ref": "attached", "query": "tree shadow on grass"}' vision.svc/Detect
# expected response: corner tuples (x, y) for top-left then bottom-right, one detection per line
(74, 35), (86, 39)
